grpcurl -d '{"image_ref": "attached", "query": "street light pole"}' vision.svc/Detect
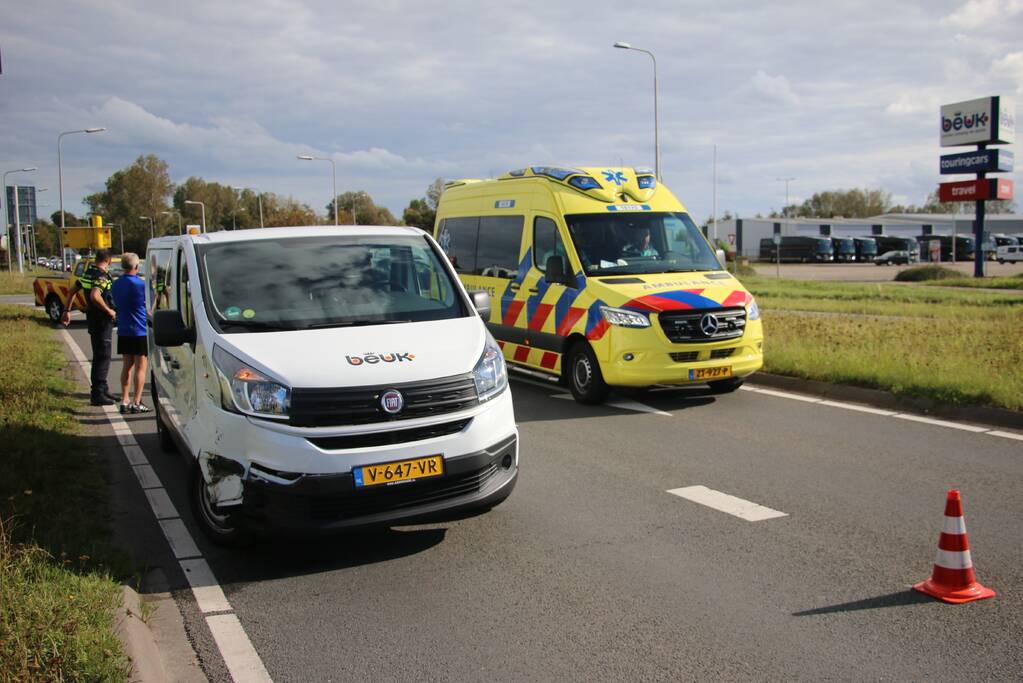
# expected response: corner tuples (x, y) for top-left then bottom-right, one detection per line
(297, 154), (337, 225)
(233, 187), (265, 228)
(57, 127), (105, 266)
(3, 167), (37, 273)
(614, 42), (660, 180)
(106, 222), (124, 253)
(139, 215), (154, 241)
(184, 200), (206, 233)
(161, 210), (182, 234)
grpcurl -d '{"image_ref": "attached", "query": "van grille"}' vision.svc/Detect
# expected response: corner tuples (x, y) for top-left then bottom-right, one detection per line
(289, 374), (478, 427)
(669, 351), (699, 363)
(307, 419), (471, 450)
(659, 307), (746, 343)
(710, 348), (736, 359)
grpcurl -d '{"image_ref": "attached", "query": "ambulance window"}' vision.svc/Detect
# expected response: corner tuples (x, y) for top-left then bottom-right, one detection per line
(440, 217), (478, 274)
(476, 216), (523, 278)
(534, 216), (565, 273)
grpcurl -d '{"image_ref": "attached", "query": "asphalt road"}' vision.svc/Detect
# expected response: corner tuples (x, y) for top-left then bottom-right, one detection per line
(57, 318), (1023, 682)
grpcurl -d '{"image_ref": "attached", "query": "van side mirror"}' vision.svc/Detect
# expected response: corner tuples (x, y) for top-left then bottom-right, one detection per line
(470, 291), (491, 319)
(715, 248), (727, 267)
(545, 255), (573, 285)
(153, 309), (195, 347)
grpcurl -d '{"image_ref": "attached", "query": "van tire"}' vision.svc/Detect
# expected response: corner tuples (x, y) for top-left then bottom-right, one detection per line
(707, 377), (744, 394)
(45, 294), (64, 323)
(190, 461), (251, 547)
(565, 342), (609, 404)
(998, 258), (1005, 264)
(151, 373), (175, 453)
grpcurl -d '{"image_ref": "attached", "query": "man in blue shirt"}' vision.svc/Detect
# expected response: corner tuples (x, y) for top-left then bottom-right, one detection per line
(111, 252), (150, 414)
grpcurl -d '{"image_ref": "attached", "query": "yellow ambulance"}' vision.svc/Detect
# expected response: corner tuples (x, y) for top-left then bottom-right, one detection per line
(434, 166), (763, 403)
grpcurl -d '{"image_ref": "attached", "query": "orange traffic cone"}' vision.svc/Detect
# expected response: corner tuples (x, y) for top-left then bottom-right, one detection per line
(913, 489), (995, 604)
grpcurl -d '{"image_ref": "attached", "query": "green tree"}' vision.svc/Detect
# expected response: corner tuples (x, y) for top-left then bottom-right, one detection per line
(327, 191), (397, 225)
(402, 198), (435, 231)
(51, 210), (85, 226)
(85, 154), (174, 252)
(173, 177), (246, 232)
(33, 219), (57, 255)
(263, 195), (319, 227)
(908, 190), (1016, 215)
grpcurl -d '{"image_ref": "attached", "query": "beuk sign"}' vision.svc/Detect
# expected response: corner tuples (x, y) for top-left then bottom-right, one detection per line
(940, 96), (1015, 147)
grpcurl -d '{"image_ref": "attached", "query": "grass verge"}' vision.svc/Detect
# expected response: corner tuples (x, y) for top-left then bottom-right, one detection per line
(0, 271), (35, 295)
(736, 277), (1023, 412)
(0, 304), (129, 681)
(920, 274), (1023, 290)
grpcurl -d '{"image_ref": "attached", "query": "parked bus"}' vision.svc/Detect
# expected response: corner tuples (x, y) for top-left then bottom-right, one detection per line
(830, 236), (856, 262)
(853, 237), (877, 262)
(759, 235), (834, 262)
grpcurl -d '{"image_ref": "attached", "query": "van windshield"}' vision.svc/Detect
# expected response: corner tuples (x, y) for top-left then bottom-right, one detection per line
(564, 212), (722, 275)
(196, 235), (467, 332)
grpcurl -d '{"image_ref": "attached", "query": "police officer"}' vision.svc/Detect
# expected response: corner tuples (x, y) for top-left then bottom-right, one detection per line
(62, 249), (118, 405)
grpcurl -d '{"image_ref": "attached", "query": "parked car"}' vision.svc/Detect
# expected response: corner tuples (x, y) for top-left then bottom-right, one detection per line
(874, 250), (911, 266)
(996, 245), (1023, 264)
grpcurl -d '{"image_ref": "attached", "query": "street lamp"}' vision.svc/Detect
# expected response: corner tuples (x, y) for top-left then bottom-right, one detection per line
(614, 42), (660, 180)
(139, 215), (154, 241)
(184, 200), (206, 233)
(775, 177), (796, 219)
(57, 127), (105, 265)
(297, 154), (338, 225)
(161, 209), (182, 234)
(3, 166), (37, 273)
(106, 222), (124, 254)
(31, 188), (49, 266)
(233, 186), (264, 228)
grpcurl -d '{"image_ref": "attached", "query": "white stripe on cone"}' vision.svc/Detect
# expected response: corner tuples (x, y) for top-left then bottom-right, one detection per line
(942, 515), (968, 535)
(934, 548), (973, 570)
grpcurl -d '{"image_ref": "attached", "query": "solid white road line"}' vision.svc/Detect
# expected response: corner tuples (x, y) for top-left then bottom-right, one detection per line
(817, 399), (897, 416)
(988, 430), (1023, 442)
(748, 387), (822, 403)
(206, 614), (273, 683)
(892, 413), (990, 433)
(60, 328), (274, 682)
(667, 485), (788, 522)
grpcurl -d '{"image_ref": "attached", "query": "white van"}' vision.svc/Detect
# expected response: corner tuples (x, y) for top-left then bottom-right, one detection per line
(996, 244), (1023, 264)
(146, 226), (518, 544)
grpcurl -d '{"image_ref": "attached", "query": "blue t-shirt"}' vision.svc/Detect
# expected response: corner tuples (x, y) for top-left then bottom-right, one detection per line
(111, 273), (147, 337)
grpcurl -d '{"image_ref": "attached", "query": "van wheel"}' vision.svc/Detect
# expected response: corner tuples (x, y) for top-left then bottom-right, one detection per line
(998, 259), (1005, 264)
(708, 377), (744, 394)
(151, 373), (175, 453)
(190, 462), (251, 547)
(45, 295), (64, 323)
(566, 342), (609, 404)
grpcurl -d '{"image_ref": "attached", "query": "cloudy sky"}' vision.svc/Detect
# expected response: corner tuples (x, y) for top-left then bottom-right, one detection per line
(2, 0), (1021, 224)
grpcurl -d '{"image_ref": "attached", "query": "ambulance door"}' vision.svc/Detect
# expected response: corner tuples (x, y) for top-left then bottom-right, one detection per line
(525, 213), (578, 374)
(475, 214), (527, 346)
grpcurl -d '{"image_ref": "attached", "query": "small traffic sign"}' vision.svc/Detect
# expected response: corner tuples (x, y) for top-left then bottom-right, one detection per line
(727, 233), (736, 245)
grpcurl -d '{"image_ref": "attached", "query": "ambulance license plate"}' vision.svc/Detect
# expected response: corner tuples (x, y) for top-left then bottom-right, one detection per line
(354, 455), (444, 488)
(689, 366), (733, 381)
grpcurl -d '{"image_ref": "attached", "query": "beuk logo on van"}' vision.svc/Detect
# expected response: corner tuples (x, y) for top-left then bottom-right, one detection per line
(346, 352), (416, 366)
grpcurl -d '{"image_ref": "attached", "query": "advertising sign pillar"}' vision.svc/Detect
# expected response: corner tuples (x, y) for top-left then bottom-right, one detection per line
(974, 145), (986, 277)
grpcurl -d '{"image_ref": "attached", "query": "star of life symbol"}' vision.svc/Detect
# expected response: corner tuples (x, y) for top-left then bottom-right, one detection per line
(603, 170), (628, 186)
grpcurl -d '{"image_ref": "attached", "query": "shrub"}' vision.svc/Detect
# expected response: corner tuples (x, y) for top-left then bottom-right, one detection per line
(894, 265), (961, 282)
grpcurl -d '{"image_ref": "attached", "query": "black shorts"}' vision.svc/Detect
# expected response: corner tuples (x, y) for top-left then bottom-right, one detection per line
(117, 335), (148, 356)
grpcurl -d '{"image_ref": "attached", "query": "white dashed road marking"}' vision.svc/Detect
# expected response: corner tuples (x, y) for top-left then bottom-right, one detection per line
(61, 329), (273, 682)
(667, 485), (788, 522)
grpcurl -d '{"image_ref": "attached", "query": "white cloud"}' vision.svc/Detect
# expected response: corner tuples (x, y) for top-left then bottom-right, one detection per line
(749, 70), (801, 105)
(991, 51), (1023, 95)
(941, 0), (1023, 29)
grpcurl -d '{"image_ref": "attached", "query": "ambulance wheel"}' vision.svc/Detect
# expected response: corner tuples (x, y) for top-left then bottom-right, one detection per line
(566, 342), (609, 404)
(707, 377), (744, 394)
(190, 461), (251, 547)
(45, 295), (64, 323)
(151, 373), (175, 453)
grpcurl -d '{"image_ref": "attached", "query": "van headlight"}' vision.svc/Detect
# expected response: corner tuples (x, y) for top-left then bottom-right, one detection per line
(747, 298), (761, 321)
(213, 345), (290, 419)
(473, 336), (508, 402)
(600, 305), (650, 328)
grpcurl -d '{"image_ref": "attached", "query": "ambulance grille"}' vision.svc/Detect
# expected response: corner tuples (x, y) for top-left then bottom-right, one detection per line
(710, 347), (736, 359)
(289, 374), (478, 427)
(668, 352), (699, 363)
(659, 307), (746, 343)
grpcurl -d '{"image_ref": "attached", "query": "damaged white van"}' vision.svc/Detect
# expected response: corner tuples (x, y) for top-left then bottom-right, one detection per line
(146, 226), (518, 544)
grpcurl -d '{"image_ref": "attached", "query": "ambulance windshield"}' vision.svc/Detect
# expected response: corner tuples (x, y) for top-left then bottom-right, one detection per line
(564, 211), (722, 275)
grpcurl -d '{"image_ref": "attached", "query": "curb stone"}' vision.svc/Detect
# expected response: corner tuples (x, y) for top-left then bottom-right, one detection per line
(113, 586), (168, 683)
(749, 372), (1023, 431)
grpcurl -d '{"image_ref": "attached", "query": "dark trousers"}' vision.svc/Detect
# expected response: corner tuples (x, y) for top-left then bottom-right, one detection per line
(87, 316), (113, 398)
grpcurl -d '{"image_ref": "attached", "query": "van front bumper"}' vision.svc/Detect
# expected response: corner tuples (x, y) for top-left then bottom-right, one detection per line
(237, 434), (518, 534)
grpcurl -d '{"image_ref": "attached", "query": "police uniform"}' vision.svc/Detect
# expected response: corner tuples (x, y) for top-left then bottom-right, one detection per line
(80, 263), (116, 401)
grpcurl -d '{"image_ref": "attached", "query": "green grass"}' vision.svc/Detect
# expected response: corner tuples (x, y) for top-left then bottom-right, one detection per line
(734, 277), (1023, 412)
(920, 275), (1023, 290)
(894, 265), (961, 282)
(0, 271), (35, 295)
(0, 304), (129, 681)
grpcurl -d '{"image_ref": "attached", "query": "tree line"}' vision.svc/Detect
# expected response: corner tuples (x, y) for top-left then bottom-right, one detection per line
(769, 187), (1016, 220)
(29, 153), (446, 256)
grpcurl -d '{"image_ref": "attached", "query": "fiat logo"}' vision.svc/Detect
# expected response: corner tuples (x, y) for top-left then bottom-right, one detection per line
(380, 390), (404, 414)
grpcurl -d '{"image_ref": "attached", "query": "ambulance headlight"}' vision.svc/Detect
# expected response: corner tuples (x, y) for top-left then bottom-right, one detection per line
(473, 336), (508, 402)
(600, 306), (650, 328)
(213, 345), (290, 419)
(747, 298), (761, 321)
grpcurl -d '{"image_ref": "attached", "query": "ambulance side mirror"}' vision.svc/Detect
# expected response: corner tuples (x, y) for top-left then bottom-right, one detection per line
(470, 291), (491, 319)
(716, 248), (727, 267)
(545, 255), (573, 286)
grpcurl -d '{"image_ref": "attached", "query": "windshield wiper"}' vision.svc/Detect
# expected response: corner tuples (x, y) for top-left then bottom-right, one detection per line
(218, 320), (294, 332)
(303, 319), (413, 329)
